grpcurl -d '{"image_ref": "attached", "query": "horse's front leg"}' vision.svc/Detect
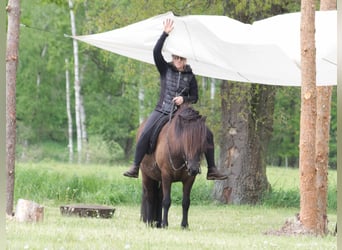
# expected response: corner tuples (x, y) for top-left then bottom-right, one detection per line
(161, 179), (172, 228)
(181, 179), (195, 229)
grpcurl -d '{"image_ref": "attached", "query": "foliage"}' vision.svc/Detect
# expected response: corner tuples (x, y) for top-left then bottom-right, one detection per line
(222, 0), (301, 23)
(267, 87), (301, 167)
(328, 87), (337, 168)
(16, 136), (123, 163)
(18, 0), (72, 144)
(16, 0), (337, 168)
(268, 86), (337, 169)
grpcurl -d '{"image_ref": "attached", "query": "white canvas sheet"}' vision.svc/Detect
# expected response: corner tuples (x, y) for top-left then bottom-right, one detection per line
(74, 11), (337, 86)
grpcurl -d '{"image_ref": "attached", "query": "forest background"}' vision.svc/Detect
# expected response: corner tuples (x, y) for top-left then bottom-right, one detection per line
(16, 0), (337, 169)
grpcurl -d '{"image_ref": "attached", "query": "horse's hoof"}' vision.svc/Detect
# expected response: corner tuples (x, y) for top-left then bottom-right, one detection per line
(181, 223), (189, 229)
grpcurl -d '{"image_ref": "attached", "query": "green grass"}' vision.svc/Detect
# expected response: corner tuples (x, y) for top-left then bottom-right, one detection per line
(264, 166), (337, 211)
(13, 163), (216, 206)
(7, 205), (336, 249)
(13, 163), (337, 210)
(7, 163), (337, 249)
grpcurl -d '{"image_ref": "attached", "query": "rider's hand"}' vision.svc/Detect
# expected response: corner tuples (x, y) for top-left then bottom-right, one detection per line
(163, 19), (174, 34)
(173, 96), (184, 106)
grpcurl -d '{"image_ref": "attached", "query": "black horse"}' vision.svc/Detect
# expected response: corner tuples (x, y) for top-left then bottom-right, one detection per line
(139, 104), (207, 228)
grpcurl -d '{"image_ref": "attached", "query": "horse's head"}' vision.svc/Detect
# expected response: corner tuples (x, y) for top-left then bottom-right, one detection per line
(174, 105), (207, 177)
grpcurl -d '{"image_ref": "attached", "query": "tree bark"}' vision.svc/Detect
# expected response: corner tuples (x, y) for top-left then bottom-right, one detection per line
(315, 0), (336, 236)
(299, 0), (317, 233)
(65, 59), (74, 163)
(80, 95), (89, 162)
(68, 0), (83, 164)
(138, 84), (145, 124)
(6, 0), (20, 216)
(213, 81), (273, 204)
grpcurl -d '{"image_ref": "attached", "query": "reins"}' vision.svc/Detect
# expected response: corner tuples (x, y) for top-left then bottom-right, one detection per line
(166, 87), (188, 172)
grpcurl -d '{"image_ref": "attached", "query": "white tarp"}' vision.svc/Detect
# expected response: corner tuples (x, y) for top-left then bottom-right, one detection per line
(74, 11), (337, 86)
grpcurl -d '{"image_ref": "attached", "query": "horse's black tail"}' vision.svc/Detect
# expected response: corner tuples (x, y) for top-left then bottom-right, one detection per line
(141, 180), (163, 228)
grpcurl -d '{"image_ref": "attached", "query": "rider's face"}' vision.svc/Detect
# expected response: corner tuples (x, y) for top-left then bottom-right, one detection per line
(172, 55), (186, 71)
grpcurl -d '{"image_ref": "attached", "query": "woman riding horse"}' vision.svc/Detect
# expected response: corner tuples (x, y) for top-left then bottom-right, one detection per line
(123, 19), (227, 181)
(140, 104), (208, 228)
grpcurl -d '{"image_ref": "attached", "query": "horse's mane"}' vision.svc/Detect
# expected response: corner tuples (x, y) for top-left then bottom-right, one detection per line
(173, 105), (207, 158)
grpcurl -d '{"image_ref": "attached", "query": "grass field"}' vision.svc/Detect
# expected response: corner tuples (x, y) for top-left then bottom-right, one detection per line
(6, 163), (337, 249)
(6, 205), (336, 249)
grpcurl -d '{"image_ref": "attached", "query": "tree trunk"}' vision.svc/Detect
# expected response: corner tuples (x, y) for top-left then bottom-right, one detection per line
(65, 59), (73, 163)
(6, 0), (20, 216)
(315, 85), (331, 235)
(138, 84), (144, 124)
(1, 0), (7, 228)
(315, 0), (336, 236)
(80, 62), (89, 163)
(68, 0), (82, 164)
(210, 78), (216, 100)
(80, 95), (89, 162)
(299, 0), (317, 232)
(213, 81), (273, 204)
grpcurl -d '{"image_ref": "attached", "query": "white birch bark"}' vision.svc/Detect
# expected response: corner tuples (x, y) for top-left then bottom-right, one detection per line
(68, 0), (82, 163)
(36, 44), (47, 87)
(210, 78), (216, 100)
(65, 59), (73, 163)
(79, 62), (89, 162)
(80, 95), (89, 162)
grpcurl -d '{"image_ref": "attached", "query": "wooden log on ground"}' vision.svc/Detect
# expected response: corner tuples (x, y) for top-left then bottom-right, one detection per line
(60, 204), (115, 218)
(15, 199), (44, 223)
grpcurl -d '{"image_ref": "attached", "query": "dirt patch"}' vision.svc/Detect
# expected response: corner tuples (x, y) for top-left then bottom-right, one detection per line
(264, 214), (315, 236)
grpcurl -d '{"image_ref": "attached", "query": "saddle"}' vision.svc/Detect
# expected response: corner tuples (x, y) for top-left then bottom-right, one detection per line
(147, 114), (171, 154)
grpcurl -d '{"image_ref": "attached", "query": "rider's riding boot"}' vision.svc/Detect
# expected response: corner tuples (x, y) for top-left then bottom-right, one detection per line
(123, 164), (140, 178)
(207, 166), (228, 180)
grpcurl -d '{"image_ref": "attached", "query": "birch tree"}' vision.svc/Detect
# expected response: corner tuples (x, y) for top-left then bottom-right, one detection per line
(65, 59), (73, 163)
(6, 0), (20, 215)
(68, 0), (87, 163)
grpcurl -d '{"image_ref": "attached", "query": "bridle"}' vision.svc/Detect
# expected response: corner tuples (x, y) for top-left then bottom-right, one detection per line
(165, 87), (199, 174)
